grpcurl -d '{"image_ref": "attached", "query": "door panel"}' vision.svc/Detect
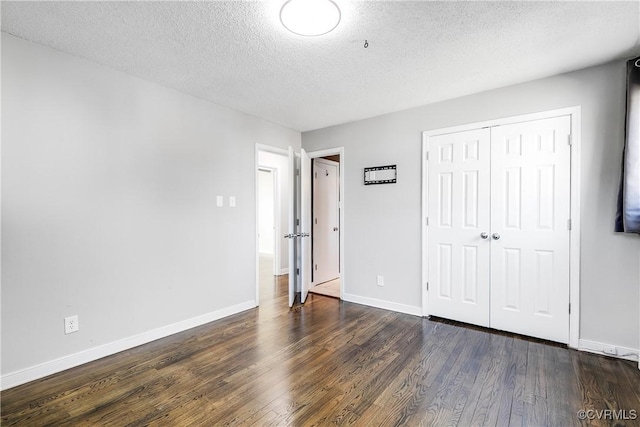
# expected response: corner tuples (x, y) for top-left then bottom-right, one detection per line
(300, 149), (312, 303)
(428, 128), (491, 327)
(490, 116), (571, 343)
(287, 146), (296, 307)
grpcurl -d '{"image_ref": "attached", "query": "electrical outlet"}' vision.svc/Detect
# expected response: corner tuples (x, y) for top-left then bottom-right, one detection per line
(377, 275), (384, 287)
(65, 315), (79, 334)
(603, 345), (617, 356)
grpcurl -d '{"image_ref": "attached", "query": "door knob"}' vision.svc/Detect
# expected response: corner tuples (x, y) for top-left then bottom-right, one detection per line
(333, 227), (339, 231)
(492, 233), (501, 240)
(480, 232), (489, 239)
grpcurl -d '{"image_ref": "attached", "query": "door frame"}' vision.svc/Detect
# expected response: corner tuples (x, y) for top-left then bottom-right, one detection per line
(311, 157), (341, 287)
(255, 143), (289, 306)
(421, 106), (582, 348)
(307, 147), (345, 300)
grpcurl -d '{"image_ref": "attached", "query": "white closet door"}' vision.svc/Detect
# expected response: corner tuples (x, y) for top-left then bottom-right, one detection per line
(428, 128), (491, 327)
(490, 116), (571, 343)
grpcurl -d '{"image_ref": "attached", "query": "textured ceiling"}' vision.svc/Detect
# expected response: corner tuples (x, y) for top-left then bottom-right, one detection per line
(2, 1), (639, 132)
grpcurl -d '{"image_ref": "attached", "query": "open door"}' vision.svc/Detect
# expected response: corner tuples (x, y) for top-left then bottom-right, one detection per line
(300, 148), (312, 303)
(287, 146), (296, 307)
(284, 147), (312, 306)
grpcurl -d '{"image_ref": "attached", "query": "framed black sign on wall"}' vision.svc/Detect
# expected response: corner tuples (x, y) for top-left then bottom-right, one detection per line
(364, 165), (397, 185)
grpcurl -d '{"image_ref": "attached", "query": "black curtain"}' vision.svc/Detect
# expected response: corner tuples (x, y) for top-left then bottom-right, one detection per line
(615, 56), (640, 233)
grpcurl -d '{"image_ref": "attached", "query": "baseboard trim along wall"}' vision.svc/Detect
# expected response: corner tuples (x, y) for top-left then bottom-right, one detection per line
(342, 293), (422, 317)
(578, 339), (640, 362)
(0, 300), (257, 391)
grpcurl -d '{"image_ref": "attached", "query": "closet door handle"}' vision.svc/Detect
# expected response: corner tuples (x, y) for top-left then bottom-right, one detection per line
(480, 232), (489, 239)
(492, 233), (501, 240)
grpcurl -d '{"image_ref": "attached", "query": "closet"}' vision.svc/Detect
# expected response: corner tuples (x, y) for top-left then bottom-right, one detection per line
(425, 114), (572, 343)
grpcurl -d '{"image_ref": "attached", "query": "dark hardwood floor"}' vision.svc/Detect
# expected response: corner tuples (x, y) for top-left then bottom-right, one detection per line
(2, 257), (639, 426)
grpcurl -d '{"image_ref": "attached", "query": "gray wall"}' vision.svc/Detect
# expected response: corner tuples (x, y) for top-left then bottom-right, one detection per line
(1, 34), (300, 375)
(303, 60), (640, 350)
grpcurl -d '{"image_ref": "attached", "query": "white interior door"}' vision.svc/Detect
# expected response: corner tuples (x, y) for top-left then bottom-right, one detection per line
(300, 149), (312, 303)
(490, 116), (571, 343)
(313, 159), (340, 284)
(287, 146), (296, 307)
(427, 128), (491, 327)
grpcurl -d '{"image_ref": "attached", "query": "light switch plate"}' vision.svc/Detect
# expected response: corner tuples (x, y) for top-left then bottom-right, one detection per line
(229, 196), (236, 207)
(217, 196), (224, 207)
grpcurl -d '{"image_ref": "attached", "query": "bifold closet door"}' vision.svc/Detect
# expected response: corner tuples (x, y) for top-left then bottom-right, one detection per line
(428, 128), (491, 327)
(489, 116), (571, 343)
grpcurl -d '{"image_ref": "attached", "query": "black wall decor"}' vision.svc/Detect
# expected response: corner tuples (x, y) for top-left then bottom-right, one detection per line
(364, 165), (397, 185)
(615, 56), (640, 233)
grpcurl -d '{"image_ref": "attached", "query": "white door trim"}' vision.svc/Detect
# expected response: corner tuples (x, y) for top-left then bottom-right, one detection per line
(421, 106), (581, 348)
(255, 144), (289, 307)
(306, 147), (345, 300)
(312, 157), (340, 286)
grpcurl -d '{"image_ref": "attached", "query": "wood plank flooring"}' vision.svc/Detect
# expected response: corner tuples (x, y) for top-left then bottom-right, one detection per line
(2, 261), (639, 426)
(309, 278), (340, 299)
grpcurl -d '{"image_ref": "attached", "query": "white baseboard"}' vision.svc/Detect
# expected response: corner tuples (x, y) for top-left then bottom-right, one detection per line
(579, 339), (639, 362)
(342, 293), (422, 317)
(1, 300), (257, 391)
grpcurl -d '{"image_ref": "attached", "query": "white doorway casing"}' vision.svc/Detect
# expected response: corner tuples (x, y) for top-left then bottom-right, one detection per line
(307, 148), (345, 300)
(255, 144), (290, 306)
(255, 144), (345, 306)
(257, 149), (291, 273)
(312, 158), (340, 285)
(422, 107), (581, 348)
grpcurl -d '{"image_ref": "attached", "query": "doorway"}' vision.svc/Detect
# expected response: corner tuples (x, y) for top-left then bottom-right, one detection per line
(309, 156), (341, 298)
(306, 148), (345, 301)
(256, 144), (345, 307)
(255, 145), (290, 307)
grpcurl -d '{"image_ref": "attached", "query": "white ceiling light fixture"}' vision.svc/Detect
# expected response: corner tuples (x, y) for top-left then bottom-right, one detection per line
(280, 0), (341, 37)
